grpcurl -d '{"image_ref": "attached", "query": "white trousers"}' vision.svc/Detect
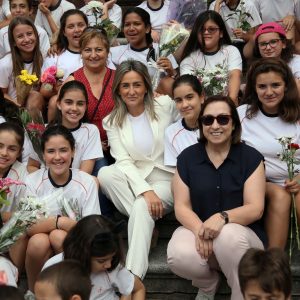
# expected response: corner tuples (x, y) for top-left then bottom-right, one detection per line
(98, 165), (173, 278)
(0, 256), (18, 287)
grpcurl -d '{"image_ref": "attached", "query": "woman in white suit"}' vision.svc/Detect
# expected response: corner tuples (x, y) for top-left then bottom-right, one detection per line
(98, 60), (178, 279)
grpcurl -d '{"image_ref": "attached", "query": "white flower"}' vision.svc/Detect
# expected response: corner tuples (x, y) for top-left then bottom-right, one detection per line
(86, 0), (103, 9)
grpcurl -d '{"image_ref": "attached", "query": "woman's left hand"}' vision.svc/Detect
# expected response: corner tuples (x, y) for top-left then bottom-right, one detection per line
(285, 177), (300, 194)
(143, 190), (164, 220)
(156, 57), (176, 77)
(199, 213), (225, 240)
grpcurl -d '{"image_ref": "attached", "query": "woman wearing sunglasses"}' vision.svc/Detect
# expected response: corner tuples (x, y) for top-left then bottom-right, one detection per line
(167, 95), (266, 300)
(246, 22), (300, 93)
(239, 58), (300, 250)
(180, 11), (242, 105)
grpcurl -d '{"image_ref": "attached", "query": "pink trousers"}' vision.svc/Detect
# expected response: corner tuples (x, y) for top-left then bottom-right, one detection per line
(167, 224), (263, 300)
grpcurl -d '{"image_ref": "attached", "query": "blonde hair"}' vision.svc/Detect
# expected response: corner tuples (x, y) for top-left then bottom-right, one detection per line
(107, 60), (157, 127)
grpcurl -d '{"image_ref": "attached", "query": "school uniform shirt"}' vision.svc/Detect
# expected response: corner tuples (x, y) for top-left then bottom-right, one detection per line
(43, 253), (134, 300)
(110, 43), (178, 79)
(0, 116), (34, 163)
(209, 0), (261, 40)
(137, 0), (170, 32)
(42, 49), (82, 80)
(238, 104), (300, 186)
(25, 168), (101, 216)
(180, 45), (242, 75)
(80, 3), (122, 28)
(30, 123), (103, 169)
(0, 0), (10, 22)
(164, 118), (199, 167)
(289, 54), (300, 79)
(0, 53), (33, 102)
(34, 0), (75, 39)
(252, 0), (299, 23)
(1, 160), (27, 213)
(0, 24), (50, 59)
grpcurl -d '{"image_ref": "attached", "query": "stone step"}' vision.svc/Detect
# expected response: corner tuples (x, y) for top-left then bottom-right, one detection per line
(145, 239), (300, 299)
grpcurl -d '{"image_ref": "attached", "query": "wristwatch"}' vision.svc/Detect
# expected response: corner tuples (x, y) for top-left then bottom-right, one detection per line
(220, 211), (229, 224)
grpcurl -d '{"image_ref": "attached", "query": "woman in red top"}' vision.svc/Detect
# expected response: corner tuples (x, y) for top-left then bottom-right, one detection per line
(66, 28), (115, 166)
(65, 28), (115, 216)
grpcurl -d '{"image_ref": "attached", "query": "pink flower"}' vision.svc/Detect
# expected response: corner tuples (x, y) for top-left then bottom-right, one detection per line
(0, 271), (8, 286)
(41, 66), (58, 84)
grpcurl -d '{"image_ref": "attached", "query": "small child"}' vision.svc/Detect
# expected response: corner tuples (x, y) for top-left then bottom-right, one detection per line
(238, 248), (292, 300)
(43, 215), (146, 299)
(35, 260), (92, 300)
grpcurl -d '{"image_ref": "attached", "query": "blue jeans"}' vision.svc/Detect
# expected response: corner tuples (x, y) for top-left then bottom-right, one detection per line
(92, 154), (117, 218)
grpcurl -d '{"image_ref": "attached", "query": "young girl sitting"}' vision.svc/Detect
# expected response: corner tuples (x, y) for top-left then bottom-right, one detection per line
(0, 16), (44, 110)
(28, 81), (103, 175)
(164, 74), (204, 167)
(24, 125), (100, 291)
(43, 215), (146, 300)
(180, 10), (242, 105)
(0, 122), (27, 287)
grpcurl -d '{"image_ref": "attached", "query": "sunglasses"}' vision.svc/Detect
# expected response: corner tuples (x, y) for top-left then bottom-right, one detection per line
(200, 114), (231, 126)
(200, 27), (220, 34)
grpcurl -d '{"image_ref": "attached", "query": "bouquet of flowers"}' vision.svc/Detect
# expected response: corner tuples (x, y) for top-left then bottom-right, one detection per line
(15, 70), (38, 106)
(277, 137), (300, 258)
(0, 196), (47, 254)
(85, 0), (120, 43)
(41, 66), (64, 91)
(195, 63), (228, 97)
(150, 23), (189, 90)
(225, 0), (253, 32)
(19, 108), (46, 163)
(59, 197), (82, 221)
(167, 0), (207, 29)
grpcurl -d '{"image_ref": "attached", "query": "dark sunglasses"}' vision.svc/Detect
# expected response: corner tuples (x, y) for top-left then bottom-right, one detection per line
(200, 114), (231, 126)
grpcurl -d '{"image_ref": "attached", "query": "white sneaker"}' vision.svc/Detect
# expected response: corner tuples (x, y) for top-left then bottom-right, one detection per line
(24, 290), (35, 300)
(195, 289), (215, 300)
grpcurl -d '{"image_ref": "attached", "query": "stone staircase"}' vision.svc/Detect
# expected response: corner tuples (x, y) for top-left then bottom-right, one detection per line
(141, 212), (300, 300)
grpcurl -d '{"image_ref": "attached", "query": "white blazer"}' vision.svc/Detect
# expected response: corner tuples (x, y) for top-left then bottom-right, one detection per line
(103, 95), (178, 197)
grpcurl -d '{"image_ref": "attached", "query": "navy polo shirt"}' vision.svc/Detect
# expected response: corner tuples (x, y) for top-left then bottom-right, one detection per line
(177, 141), (266, 242)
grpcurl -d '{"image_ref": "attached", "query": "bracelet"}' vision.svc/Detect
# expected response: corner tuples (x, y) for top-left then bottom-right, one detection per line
(56, 215), (61, 229)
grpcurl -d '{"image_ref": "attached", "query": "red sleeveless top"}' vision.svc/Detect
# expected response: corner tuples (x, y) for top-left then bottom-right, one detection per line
(73, 67), (115, 142)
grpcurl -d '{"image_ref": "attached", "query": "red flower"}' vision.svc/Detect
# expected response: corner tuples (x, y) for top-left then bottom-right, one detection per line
(26, 123), (46, 132)
(290, 143), (300, 150)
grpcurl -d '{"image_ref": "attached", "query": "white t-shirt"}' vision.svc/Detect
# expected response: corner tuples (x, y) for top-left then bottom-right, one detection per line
(128, 112), (153, 157)
(0, 0), (10, 22)
(42, 49), (82, 80)
(289, 55), (300, 79)
(0, 24), (50, 59)
(30, 123), (103, 168)
(110, 43), (178, 78)
(0, 160), (27, 213)
(34, 0), (75, 38)
(164, 118), (199, 166)
(252, 0), (298, 23)
(209, 0), (261, 39)
(137, 0), (170, 32)
(0, 53), (34, 101)
(180, 45), (242, 75)
(238, 104), (300, 186)
(25, 168), (101, 216)
(80, 3), (122, 28)
(43, 253), (134, 300)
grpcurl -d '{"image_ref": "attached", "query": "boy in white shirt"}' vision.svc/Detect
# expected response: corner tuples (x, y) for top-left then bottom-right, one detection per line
(34, 0), (75, 39)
